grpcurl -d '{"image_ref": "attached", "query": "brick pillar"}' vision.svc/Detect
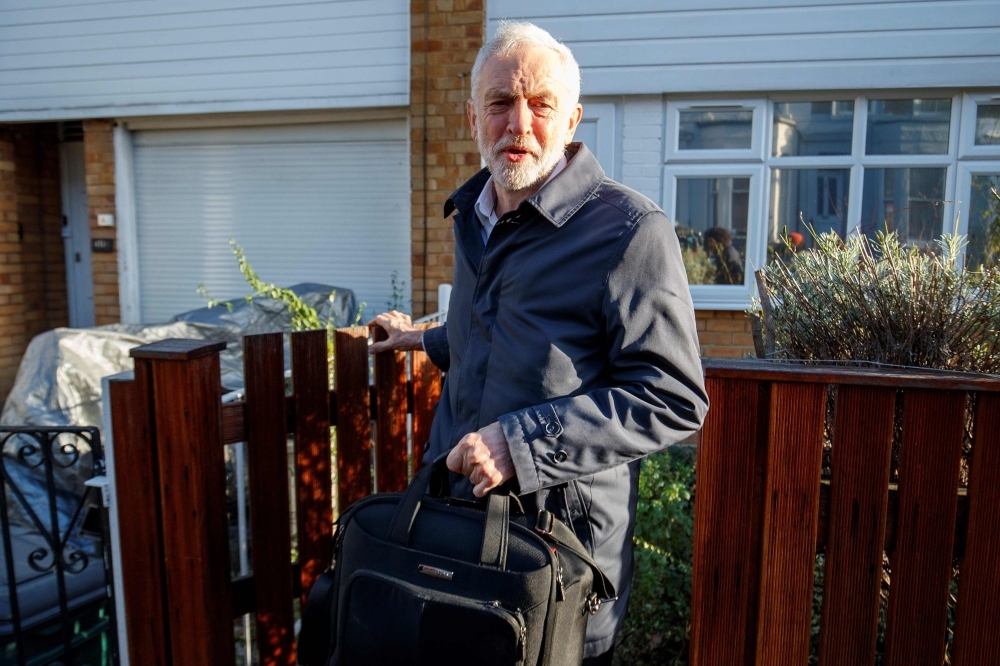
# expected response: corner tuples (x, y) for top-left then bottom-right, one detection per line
(410, 0), (484, 317)
(83, 120), (120, 325)
(0, 129), (23, 398)
(0, 124), (68, 402)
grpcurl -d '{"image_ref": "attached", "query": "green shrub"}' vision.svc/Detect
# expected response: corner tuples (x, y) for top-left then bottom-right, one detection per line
(749, 230), (1000, 373)
(617, 447), (696, 666)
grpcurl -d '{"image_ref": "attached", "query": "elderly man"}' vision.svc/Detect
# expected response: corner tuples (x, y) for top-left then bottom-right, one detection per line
(370, 22), (708, 665)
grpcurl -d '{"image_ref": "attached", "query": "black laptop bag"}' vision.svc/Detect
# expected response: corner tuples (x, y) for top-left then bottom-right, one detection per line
(297, 460), (615, 666)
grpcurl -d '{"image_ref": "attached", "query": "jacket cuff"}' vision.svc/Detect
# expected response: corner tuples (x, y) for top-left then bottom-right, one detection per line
(421, 325), (449, 371)
(499, 403), (564, 495)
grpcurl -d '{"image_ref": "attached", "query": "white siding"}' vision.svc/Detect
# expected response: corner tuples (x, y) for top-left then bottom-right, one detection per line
(487, 1), (1000, 95)
(620, 97), (664, 203)
(0, 0), (409, 121)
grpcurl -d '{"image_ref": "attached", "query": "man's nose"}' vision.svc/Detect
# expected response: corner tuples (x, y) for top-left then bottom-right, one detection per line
(507, 99), (532, 135)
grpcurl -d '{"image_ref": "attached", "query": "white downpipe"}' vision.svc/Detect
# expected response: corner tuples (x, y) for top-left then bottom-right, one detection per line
(101, 372), (133, 666)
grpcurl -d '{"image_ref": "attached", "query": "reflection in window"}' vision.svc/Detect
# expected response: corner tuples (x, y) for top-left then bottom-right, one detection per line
(866, 98), (951, 155)
(860, 168), (946, 249)
(769, 168), (850, 261)
(679, 109), (753, 150)
(675, 177), (749, 285)
(967, 174), (1000, 269)
(975, 103), (1000, 146)
(772, 101), (854, 157)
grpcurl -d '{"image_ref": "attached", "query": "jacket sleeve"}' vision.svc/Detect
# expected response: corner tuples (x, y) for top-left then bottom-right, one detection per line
(421, 323), (450, 372)
(499, 211), (709, 495)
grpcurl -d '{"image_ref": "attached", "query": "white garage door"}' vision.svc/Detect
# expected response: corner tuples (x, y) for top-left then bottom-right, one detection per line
(132, 120), (410, 324)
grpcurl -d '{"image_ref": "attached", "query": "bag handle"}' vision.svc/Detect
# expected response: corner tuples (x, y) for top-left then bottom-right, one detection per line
(386, 458), (511, 570)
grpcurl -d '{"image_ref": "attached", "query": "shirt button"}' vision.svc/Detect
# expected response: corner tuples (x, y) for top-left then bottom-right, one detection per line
(544, 422), (560, 436)
(553, 450), (568, 463)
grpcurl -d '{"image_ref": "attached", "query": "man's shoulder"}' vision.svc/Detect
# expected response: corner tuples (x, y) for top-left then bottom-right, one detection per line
(588, 179), (666, 226)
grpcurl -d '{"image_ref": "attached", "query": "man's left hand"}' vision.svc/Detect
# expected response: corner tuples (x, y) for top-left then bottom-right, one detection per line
(446, 422), (515, 497)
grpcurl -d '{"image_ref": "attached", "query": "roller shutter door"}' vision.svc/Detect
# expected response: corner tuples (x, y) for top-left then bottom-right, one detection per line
(132, 120), (410, 324)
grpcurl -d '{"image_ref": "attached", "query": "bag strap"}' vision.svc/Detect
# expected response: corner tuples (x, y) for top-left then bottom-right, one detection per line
(535, 510), (617, 601)
(296, 569), (337, 666)
(386, 457), (512, 570)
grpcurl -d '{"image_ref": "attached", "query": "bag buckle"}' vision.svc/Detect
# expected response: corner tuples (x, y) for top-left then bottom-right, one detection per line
(534, 510), (555, 536)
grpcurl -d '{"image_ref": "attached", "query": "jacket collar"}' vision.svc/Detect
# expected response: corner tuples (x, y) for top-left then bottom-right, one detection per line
(444, 142), (605, 228)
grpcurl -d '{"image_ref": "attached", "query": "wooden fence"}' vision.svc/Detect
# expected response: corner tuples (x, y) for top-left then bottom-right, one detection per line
(691, 359), (1000, 666)
(107, 327), (441, 666)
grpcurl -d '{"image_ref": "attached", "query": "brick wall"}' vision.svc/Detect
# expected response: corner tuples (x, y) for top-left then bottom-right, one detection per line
(83, 120), (119, 325)
(410, 0), (484, 317)
(0, 124), (69, 403)
(696, 310), (755, 359)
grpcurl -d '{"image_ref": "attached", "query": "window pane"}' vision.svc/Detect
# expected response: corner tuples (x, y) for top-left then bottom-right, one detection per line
(679, 109), (753, 150)
(975, 103), (1000, 146)
(768, 168), (850, 261)
(674, 177), (749, 285)
(860, 167), (947, 249)
(772, 101), (854, 157)
(967, 174), (1000, 268)
(865, 98), (951, 155)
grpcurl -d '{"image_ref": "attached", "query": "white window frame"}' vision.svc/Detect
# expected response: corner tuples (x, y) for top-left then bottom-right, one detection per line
(665, 99), (766, 162)
(955, 162), (1000, 255)
(664, 92), (1000, 310)
(663, 163), (767, 309)
(959, 92), (1000, 159)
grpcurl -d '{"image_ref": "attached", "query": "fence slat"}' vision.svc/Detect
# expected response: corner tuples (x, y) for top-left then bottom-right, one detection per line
(334, 327), (372, 510)
(883, 389), (965, 666)
(755, 382), (826, 666)
(819, 386), (895, 666)
(951, 392), (1000, 666)
(373, 325), (408, 491)
(244, 333), (296, 666)
(291, 330), (333, 607)
(690, 378), (769, 666)
(133, 341), (235, 666)
(411, 323), (442, 473)
(108, 362), (169, 666)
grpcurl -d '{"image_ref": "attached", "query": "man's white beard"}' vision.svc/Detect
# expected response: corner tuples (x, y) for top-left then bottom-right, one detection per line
(477, 123), (565, 193)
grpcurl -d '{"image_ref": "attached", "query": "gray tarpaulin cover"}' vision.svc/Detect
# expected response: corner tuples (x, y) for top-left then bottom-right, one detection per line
(1, 283), (356, 429)
(0, 284), (355, 631)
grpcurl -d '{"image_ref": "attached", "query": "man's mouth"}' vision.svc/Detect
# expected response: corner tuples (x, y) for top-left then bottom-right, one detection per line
(500, 146), (533, 162)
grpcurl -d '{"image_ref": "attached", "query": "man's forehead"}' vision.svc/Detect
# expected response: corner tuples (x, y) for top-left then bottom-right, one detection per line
(479, 48), (568, 97)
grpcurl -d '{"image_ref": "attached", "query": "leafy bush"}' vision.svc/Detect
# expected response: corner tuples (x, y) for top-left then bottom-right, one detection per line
(749, 230), (1000, 373)
(617, 447), (696, 666)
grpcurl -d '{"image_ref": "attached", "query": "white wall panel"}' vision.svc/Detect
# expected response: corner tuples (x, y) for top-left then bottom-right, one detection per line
(487, 1), (1000, 95)
(0, 0), (409, 121)
(131, 120), (410, 324)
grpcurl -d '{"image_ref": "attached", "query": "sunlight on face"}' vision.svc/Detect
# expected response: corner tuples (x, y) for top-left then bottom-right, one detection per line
(470, 46), (580, 193)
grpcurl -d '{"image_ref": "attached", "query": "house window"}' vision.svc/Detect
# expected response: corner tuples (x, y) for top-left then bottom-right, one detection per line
(665, 93), (1000, 309)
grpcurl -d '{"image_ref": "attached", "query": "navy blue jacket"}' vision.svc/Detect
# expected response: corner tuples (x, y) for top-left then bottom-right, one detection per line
(421, 143), (708, 656)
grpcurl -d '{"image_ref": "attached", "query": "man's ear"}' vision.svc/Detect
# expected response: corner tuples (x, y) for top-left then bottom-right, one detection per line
(564, 103), (584, 145)
(467, 99), (478, 142)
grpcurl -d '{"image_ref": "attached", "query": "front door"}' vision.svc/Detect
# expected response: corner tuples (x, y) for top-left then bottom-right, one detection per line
(60, 141), (95, 328)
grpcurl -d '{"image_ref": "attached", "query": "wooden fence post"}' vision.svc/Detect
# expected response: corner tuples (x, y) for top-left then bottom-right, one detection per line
(372, 326), (408, 492)
(334, 327), (372, 511)
(291, 330), (333, 607)
(108, 360), (169, 666)
(244, 333), (296, 666)
(129, 339), (235, 666)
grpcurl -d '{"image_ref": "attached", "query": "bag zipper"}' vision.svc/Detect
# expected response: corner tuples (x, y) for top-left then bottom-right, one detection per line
(347, 570), (527, 663)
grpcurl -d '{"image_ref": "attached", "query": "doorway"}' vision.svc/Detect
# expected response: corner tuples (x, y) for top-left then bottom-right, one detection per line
(59, 134), (95, 328)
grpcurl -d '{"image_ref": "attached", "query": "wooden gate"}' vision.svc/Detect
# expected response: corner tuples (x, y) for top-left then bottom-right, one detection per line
(107, 327), (441, 666)
(690, 359), (1000, 666)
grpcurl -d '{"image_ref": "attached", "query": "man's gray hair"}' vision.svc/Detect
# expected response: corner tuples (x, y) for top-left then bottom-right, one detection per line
(470, 21), (581, 107)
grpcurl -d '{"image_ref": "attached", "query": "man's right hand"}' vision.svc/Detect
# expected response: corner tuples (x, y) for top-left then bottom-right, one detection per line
(368, 310), (425, 354)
